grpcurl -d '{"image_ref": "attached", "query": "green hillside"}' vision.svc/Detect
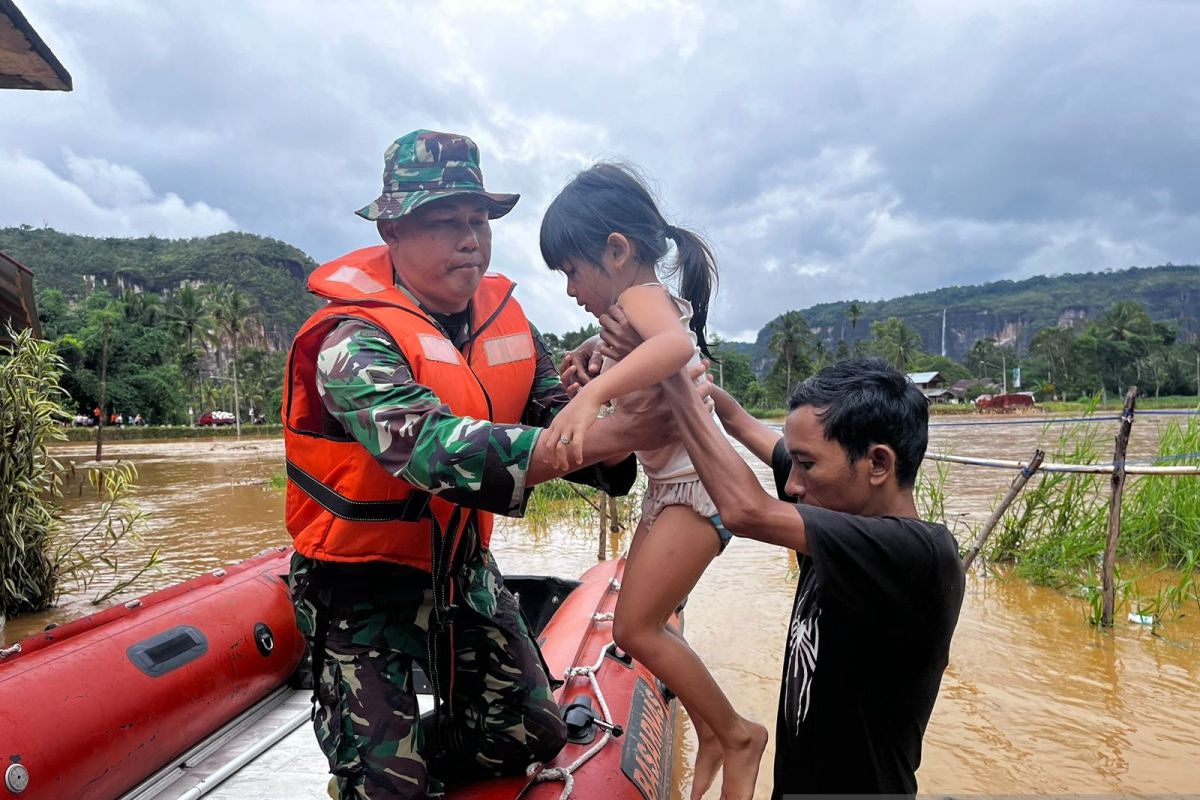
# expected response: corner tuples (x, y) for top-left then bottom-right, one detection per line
(0, 226), (320, 348)
(736, 264), (1200, 371)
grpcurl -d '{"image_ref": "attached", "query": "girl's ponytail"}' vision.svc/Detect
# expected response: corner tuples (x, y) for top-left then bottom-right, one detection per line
(541, 162), (719, 358)
(666, 225), (718, 359)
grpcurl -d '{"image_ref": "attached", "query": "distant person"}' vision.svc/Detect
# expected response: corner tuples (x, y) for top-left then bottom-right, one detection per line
(282, 129), (687, 799)
(539, 163), (766, 800)
(642, 353), (965, 798)
(133, 413), (144, 426)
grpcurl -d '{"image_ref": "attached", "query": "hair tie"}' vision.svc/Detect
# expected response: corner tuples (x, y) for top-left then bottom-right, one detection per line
(664, 224), (678, 240)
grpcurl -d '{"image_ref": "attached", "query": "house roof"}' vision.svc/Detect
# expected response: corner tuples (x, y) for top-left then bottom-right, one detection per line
(907, 371), (942, 385)
(0, 0), (72, 91)
(0, 250), (41, 344)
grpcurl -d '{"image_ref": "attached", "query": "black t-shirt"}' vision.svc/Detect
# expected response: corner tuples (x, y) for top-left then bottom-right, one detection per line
(769, 440), (965, 798)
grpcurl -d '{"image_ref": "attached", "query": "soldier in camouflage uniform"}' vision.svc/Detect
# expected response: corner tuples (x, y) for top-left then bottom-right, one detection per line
(284, 130), (675, 799)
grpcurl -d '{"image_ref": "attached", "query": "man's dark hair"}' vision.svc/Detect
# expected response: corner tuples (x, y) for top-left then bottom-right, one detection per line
(788, 357), (929, 488)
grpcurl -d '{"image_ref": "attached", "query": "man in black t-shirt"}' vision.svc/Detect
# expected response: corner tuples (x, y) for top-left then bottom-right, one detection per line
(658, 355), (965, 798)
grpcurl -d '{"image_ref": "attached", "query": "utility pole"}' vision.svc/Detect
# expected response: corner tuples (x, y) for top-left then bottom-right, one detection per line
(941, 308), (947, 357)
(95, 317), (110, 463)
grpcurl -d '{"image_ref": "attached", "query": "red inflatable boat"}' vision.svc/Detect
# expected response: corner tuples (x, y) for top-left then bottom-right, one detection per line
(0, 547), (305, 800)
(458, 557), (679, 800)
(0, 552), (678, 800)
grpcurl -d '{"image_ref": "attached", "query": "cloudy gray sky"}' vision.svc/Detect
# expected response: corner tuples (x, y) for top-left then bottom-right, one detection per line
(3, 0), (1199, 339)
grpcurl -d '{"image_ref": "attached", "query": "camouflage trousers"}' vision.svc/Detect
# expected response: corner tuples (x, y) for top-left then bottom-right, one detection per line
(289, 556), (567, 800)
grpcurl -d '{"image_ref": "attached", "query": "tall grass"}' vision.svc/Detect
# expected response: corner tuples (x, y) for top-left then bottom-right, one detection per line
(1118, 414), (1200, 564)
(914, 460), (950, 528)
(978, 402), (1200, 625)
(1, 327), (68, 620)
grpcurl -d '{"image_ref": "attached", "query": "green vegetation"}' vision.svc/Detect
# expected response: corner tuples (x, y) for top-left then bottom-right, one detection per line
(0, 226), (320, 346)
(976, 407), (1200, 627)
(1, 327), (68, 621)
(1, 226), (313, 428)
(1, 327), (155, 637)
(60, 424), (284, 441)
(726, 264), (1200, 408)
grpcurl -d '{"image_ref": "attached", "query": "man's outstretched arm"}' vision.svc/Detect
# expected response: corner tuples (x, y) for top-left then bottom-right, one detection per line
(662, 371), (812, 554)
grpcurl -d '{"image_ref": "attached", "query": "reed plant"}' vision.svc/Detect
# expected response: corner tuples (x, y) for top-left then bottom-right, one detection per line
(987, 405), (1108, 584)
(1, 327), (69, 622)
(978, 400), (1200, 625)
(914, 460), (950, 528)
(2, 326), (157, 639)
(1117, 415), (1200, 564)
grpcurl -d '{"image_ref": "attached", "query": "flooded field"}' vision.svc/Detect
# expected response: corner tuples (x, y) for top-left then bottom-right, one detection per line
(9, 414), (1200, 797)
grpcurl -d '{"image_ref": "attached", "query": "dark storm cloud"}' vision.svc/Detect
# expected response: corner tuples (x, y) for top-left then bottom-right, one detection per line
(2, 0), (1197, 337)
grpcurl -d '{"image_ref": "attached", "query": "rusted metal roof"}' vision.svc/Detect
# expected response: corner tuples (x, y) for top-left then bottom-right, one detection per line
(0, 250), (41, 344)
(0, 0), (72, 91)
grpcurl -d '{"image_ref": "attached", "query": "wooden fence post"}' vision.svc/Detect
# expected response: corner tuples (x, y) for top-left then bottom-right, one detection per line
(1102, 387), (1138, 627)
(962, 448), (1045, 571)
(598, 492), (608, 561)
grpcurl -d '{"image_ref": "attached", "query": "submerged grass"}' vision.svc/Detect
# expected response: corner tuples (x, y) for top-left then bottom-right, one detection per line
(976, 401), (1200, 626)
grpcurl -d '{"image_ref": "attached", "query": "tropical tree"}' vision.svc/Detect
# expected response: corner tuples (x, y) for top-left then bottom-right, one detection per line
(1077, 301), (1158, 393)
(208, 285), (259, 430)
(767, 311), (813, 394)
(846, 302), (863, 345)
(165, 284), (214, 415)
(868, 317), (924, 373)
(707, 335), (755, 401)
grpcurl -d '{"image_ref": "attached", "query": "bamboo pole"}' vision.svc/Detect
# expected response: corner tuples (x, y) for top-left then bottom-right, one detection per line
(597, 492), (608, 561)
(926, 453), (1200, 475)
(607, 495), (620, 536)
(1101, 387), (1138, 627)
(962, 448), (1045, 571)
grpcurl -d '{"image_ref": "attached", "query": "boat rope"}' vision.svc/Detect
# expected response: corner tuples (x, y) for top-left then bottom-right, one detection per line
(527, 578), (624, 800)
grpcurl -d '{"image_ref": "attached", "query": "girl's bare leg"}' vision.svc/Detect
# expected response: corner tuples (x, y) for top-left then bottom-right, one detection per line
(615, 505), (767, 800)
(628, 519), (723, 799)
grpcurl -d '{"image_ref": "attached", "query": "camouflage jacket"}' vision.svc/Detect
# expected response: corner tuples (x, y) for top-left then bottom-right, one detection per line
(298, 300), (634, 619)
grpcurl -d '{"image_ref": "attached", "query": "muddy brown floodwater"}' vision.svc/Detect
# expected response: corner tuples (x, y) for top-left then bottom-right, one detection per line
(10, 415), (1200, 797)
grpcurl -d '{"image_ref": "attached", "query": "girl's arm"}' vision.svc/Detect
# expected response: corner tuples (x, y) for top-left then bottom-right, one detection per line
(711, 384), (782, 466)
(579, 284), (694, 401)
(546, 285), (694, 466)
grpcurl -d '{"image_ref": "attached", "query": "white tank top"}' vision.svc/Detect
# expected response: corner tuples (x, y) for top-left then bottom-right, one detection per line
(602, 286), (722, 484)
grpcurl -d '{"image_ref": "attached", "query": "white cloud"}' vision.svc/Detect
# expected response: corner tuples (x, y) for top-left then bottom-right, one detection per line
(3, 0), (1199, 340)
(0, 149), (237, 238)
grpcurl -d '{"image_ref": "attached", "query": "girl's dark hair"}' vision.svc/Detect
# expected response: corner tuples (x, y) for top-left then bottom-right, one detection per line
(540, 162), (718, 357)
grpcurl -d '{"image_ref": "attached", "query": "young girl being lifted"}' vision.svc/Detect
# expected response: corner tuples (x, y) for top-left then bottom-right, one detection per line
(542, 163), (767, 800)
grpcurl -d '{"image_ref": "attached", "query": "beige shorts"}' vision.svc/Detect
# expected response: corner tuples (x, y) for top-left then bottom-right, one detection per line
(640, 479), (732, 552)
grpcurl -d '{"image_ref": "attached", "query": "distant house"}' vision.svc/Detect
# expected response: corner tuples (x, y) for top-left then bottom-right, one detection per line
(907, 371), (945, 390)
(949, 378), (1000, 401)
(907, 371), (956, 404)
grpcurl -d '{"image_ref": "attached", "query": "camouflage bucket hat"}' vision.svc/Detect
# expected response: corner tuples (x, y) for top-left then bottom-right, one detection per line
(356, 129), (519, 221)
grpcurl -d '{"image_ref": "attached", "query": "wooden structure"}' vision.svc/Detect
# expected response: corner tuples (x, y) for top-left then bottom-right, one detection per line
(0, 250), (40, 344)
(0, 0), (72, 90)
(0, 1), (72, 344)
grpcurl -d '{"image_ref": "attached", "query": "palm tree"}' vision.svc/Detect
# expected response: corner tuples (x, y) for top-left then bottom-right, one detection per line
(870, 316), (924, 373)
(846, 302), (863, 346)
(209, 285), (258, 436)
(165, 285), (214, 417)
(769, 311), (811, 392)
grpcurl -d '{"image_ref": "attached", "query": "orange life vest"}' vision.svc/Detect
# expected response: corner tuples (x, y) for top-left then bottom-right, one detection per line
(283, 245), (537, 571)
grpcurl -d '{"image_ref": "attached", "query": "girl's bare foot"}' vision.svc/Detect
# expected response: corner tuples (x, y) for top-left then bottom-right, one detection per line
(690, 715), (724, 800)
(718, 720), (768, 800)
